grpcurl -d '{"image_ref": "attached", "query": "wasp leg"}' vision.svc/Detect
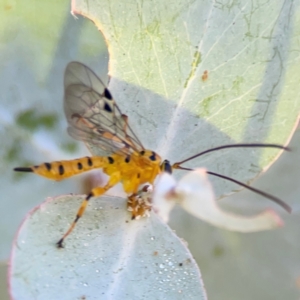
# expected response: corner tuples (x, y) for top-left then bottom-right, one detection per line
(127, 185), (152, 220)
(56, 172), (121, 248)
(121, 114), (136, 148)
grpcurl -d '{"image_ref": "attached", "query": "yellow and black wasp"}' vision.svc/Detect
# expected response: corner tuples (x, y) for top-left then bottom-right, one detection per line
(14, 62), (291, 247)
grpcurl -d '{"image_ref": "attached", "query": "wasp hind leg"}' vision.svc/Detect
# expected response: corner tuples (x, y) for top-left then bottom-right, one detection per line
(56, 172), (121, 248)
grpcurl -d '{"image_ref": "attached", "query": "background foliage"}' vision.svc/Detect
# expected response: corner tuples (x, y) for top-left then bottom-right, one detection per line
(1, 0), (300, 299)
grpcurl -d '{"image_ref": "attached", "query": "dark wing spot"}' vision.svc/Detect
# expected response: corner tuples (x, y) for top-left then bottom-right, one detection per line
(125, 156), (130, 163)
(44, 163), (51, 171)
(104, 88), (113, 100)
(59, 165), (64, 175)
(77, 162), (83, 170)
(149, 152), (156, 161)
(140, 150), (145, 156)
(104, 102), (112, 113)
(87, 157), (93, 166)
(108, 156), (114, 164)
(71, 113), (81, 120)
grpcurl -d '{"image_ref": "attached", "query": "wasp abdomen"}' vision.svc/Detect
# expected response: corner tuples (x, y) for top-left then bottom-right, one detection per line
(14, 156), (107, 181)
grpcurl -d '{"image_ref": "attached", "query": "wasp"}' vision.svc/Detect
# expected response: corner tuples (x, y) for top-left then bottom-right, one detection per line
(14, 62), (291, 247)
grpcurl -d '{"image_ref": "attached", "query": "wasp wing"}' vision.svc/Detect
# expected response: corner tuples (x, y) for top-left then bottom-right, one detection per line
(64, 62), (144, 155)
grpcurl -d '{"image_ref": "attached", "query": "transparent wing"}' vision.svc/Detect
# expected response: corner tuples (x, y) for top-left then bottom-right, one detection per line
(64, 62), (145, 155)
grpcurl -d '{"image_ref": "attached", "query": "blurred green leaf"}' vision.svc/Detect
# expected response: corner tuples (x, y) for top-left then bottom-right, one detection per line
(0, 0), (108, 261)
(16, 109), (58, 131)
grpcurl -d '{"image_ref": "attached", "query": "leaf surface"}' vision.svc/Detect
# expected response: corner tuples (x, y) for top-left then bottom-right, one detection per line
(73, 0), (300, 203)
(9, 195), (206, 299)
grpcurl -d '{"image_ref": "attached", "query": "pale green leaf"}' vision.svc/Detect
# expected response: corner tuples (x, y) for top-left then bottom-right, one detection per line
(73, 0), (300, 201)
(9, 195), (206, 300)
(4, 0), (300, 299)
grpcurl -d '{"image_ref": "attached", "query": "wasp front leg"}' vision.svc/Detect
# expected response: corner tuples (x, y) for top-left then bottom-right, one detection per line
(56, 171), (121, 248)
(127, 185), (153, 220)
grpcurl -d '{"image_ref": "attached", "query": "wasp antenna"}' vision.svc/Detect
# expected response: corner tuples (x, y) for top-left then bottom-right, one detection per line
(172, 165), (194, 171)
(207, 171), (292, 213)
(174, 143), (290, 166)
(171, 166), (291, 213)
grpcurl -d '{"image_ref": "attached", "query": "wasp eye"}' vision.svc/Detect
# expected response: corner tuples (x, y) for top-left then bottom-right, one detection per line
(161, 160), (172, 174)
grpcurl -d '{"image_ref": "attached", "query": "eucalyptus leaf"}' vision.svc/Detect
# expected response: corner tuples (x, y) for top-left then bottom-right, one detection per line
(6, 0), (300, 299)
(73, 0), (300, 201)
(9, 195), (206, 300)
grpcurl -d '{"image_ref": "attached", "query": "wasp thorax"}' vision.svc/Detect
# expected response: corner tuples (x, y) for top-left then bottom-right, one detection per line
(139, 150), (161, 165)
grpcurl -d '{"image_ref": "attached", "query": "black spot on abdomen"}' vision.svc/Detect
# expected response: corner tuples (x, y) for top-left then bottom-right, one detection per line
(87, 157), (93, 166)
(59, 165), (64, 175)
(44, 162), (51, 171)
